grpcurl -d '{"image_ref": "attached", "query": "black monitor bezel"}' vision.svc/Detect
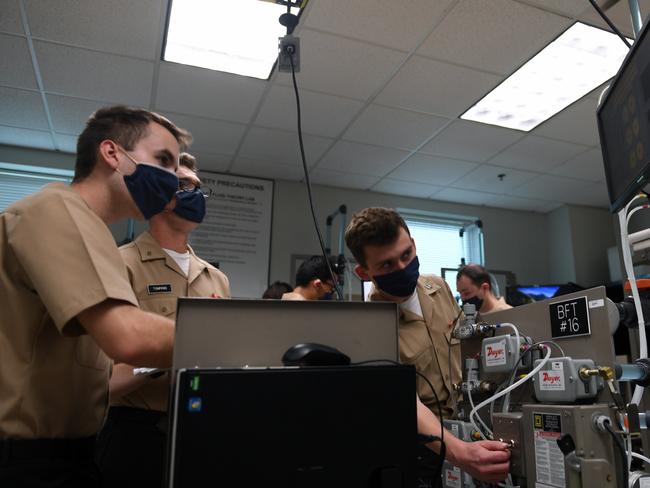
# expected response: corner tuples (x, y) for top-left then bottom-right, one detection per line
(597, 18), (650, 213)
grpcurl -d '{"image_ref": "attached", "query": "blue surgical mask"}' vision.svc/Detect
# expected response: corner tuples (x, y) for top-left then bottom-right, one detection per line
(373, 256), (420, 298)
(173, 189), (206, 223)
(119, 149), (179, 220)
(462, 295), (484, 312)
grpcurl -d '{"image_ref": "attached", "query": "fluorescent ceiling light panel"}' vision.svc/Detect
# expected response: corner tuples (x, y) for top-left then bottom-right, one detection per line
(461, 22), (632, 131)
(164, 0), (299, 80)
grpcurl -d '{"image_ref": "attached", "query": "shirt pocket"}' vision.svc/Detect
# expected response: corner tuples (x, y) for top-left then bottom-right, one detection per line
(408, 347), (446, 406)
(137, 296), (178, 318)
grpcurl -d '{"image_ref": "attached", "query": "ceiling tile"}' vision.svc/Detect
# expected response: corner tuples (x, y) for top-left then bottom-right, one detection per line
(343, 105), (450, 150)
(516, 0), (590, 17)
(0, 34), (37, 89)
(550, 148), (605, 182)
(0, 86), (48, 130)
(489, 135), (587, 171)
(420, 119), (523, 162)
(534, 98), (601, 146)
(371, 178), (443, 198)
(487, 194), (562, 213)
(192, 153), (232, 173)
(158, 111), (246, 156)
(36, 41), (153, 106)
(155, 62), (266, 124)
(0, 0), (23, 35)
(561, 181), (610, 208)
(275, 29), (405, 101)
(25, 0), (162, 59)
(418, 0), (571, 75)
(47, 95), (106, 135)
(255, 84), (363, 137)
(239, 127), (333, 167)
(317, 140), (410, 176)
(0, 125), (54, 150)
(432, 188), (497, 206)
(303, 0), (455, 51)
(53, 133), (77, 153)
(579, 0), (650, 38)
(389, 154), (478, 185)
(309, 168), (380, 189)
(376, 55), (502, 117)
(509, 174), (593, 200)
(451, 164), (538, 193)
(230, 157), (304, 182)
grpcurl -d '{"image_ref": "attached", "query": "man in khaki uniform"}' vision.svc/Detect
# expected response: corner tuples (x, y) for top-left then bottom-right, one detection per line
(96, 153), (230, 488)
(456, 264), (512, 315)
(281, 255), (338, 301)
(0, 106), (191, 488)
(345, 207), (510, 484)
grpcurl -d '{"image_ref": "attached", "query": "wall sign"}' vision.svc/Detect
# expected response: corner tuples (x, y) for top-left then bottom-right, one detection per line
(190, 172), (274, 298)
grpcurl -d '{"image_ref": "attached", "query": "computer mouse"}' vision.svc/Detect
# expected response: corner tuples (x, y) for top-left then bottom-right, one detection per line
(281, 343), (351, 367)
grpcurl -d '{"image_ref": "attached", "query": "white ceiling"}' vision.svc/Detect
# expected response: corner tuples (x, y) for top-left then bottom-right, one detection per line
(1, 0), (649, 213)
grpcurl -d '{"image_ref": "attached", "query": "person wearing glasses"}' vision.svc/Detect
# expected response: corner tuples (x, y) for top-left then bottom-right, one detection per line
(95, 153), (230, 488)
(281, 255), (339, 301)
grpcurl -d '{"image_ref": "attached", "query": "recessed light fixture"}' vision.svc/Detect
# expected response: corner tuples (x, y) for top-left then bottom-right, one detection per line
(163, 0), (301, 80)
(461, 22), (632, 131)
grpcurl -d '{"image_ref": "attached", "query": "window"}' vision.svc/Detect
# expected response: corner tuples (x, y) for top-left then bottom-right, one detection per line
(399, 209), (484, 296)
(0, 163), (73, 211)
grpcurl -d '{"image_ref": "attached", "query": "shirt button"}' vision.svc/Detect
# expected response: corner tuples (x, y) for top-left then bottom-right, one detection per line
(147, 251), (152, 256)
(162, 306), (167, 312)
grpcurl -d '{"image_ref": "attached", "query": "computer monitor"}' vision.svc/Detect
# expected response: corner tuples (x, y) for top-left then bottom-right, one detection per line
(516, 285), (560, 301)
(173, 298), (399, 370)
(168, 366), (418, 487)
(597, 18), (650, 212)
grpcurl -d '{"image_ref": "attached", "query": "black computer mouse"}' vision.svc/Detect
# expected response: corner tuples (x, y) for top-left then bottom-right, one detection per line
(281, 343), (351, 367)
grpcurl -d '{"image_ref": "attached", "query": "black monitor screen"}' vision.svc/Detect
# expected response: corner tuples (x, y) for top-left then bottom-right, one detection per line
(598, 20), (650, 212)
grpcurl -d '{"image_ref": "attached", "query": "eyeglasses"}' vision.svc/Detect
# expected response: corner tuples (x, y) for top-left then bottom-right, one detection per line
(178, 179), (213, 198)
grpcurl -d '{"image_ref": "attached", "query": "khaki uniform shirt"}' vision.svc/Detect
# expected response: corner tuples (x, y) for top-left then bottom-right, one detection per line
(371, 275), (462, 419)
(0, 184), (138, 439)
(484, 296), (512, 314)
(281, 291), (307, 301)
(113, 231), (230, 412)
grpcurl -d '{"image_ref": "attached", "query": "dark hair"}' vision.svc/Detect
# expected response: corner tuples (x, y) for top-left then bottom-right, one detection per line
(295, 256), (337, 287)
(179, 152), (198, 172)
(262, 281), (293, 299)
(345, 207), (410, 267)
(74, 105), (192, 182)
(457, 264), (491, 289)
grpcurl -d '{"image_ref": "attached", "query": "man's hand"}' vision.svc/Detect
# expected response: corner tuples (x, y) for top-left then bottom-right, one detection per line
(446, 438), (511, 483)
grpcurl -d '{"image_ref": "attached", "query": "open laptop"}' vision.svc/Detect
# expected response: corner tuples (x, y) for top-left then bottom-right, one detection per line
(172, 298), (399, 371)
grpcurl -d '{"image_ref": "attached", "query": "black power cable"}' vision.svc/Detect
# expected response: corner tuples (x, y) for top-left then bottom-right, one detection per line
(587, 0), (633, 48)
(603, 420), (629, 488)
(287, 52), (344, 300)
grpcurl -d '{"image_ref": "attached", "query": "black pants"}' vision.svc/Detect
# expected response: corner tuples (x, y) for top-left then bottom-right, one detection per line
(0, 437), (101, 488)
(95, 407), (167, 488)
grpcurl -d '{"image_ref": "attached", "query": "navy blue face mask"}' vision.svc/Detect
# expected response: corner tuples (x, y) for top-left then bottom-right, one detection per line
(119, 150), (179, 220)
(373, 256), (420, 298)
(173, 189), (206, 223)
(462, 295), (484, 312)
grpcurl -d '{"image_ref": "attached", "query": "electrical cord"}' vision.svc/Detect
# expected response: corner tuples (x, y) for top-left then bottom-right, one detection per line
(586, 0), (633, 48)
(288, 52), (343, 300)
(604, 420), (629, 488)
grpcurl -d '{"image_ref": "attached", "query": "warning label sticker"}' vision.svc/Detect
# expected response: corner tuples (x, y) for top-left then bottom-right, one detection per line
(533, 412), (565, 488)
(539, 362), (565, 391)
(485, 338), (507, 366)
(445, 467), (462, 488)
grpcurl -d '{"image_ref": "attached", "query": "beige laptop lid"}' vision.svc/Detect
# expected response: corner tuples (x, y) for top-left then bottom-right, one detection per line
(173, 298), (399, 370)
